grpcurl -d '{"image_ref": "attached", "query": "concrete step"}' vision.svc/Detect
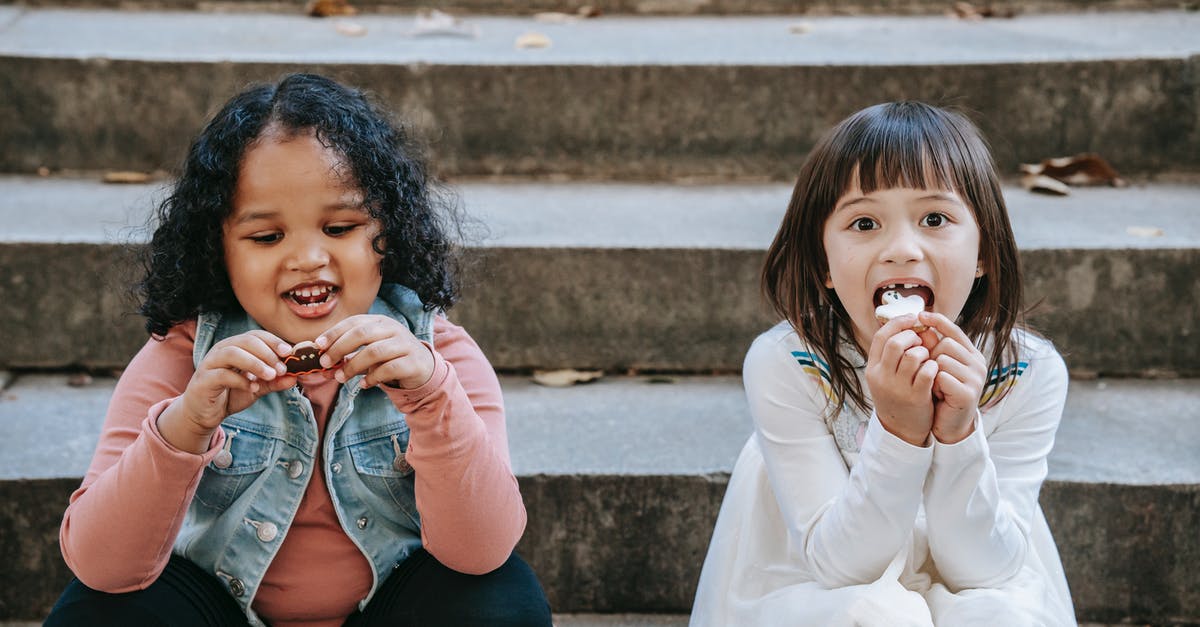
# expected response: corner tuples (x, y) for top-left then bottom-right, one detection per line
(1, 9), (1198, 179)
(1, 373), (1197, 622)
(2, 176), (1198, 375)
(4, 0), (1194, 15)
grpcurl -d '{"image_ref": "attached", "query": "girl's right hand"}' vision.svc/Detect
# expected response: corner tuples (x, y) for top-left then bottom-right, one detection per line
(157, 331), (296, 454)
(865, 314), (938, 447)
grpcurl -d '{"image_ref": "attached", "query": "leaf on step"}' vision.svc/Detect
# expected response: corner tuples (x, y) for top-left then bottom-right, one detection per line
(1019, 153), (1127, 187)
(1126, 226), (1164, 238)
(788, 22), (813, 34)
(37, 166), (50, 177)
(948, 2), (1017, 19)
(578, 5), (602, 17)
(516, 32), (553, 49)
(1020, 173), (1070, 196)
(307, 0), (356, 17)
(335, 21), (368, 36)
(103, 171), (152, 184)
(535, 11), (578, 24)
(67, 373), (94, 387)
(532, 369), (604, 387)
(410, 9), (480, 38)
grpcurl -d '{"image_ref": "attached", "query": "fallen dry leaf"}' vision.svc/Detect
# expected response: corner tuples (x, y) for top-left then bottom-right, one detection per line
(36, 166), (50, 177)
(1126, 226), (1164, 238)
(948, 1), (1017, 19)
(535, 11), (578, 24)
(788, 22), (813, 34)
(578, 5), (602, 17)
(1021, 173), (1070, 196)
(67, 373), (94, 387)
(307, 0), (356, 17)
(335, 21), (368, 36)
(410, 9), (480, 38)
(516, 32), (553, 49)
(1020, 153), (1126, 187)
(103, 171), (152, 184)
(532, 369), (603, 387)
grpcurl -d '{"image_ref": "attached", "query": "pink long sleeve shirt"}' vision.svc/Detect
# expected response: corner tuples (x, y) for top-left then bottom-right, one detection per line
(60, 316), (526, 626)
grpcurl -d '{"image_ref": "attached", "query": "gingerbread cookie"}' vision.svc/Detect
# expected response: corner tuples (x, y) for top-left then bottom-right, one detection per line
(283, 341), (326, 375)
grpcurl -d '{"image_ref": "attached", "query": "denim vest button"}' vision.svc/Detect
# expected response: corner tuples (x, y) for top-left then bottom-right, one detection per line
(256, 522), (279, 543)
(288, 461), (304, 479)
(332, 462), (343, 474)
(357, 516), (368, 529)
(229, 578), (245, 597)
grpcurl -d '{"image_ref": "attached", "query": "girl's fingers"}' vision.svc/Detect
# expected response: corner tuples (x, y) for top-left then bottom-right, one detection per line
(318, 317), (394, 368)
(914, 359), (939, 392)
(917, 311), (972, 347)
(868, 315), (921, 364)
(898, 345), (930, 383)
(934, 371), (972, 407)
(206, 345), (280, 382)
(878, 329), (922, 374)
(337, 339), (414, 382)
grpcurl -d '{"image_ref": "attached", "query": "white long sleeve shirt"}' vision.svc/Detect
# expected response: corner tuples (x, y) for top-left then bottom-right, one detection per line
(691, 322), (1076, 626)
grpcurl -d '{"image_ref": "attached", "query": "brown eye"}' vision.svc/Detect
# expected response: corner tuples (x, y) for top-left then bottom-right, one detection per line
(852, 217), (877, 231)
(921, 213), (946, 227)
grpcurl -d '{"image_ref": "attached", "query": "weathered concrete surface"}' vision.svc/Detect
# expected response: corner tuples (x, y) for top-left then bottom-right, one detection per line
(5, 242), (1197, 374)
(2, 178), (1198, 374)
(1, 374), (1197, 620)
(0, 0), (1191, 14)
(1, 11), (1199, 178)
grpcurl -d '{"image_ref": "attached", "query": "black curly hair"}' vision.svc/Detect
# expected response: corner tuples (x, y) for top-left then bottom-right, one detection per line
(138, 73), (462, 337)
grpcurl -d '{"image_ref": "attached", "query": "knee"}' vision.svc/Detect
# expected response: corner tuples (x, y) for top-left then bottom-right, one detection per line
(436, 554), (553, 627)
(44, 579), (164, 627)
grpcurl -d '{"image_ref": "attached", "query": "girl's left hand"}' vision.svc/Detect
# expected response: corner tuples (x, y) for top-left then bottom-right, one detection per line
(916, 312), (988, 444)
(315, 315), (435, 390)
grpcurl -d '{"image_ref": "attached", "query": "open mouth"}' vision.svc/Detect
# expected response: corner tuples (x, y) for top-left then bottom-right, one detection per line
(873, 283), (935, 309)
(286, 284), (339, 308)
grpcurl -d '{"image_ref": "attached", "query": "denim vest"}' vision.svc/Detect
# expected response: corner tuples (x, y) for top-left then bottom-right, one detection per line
(174, 284), (435, 626)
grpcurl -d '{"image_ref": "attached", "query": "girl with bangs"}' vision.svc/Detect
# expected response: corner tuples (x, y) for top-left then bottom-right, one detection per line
(691, 102), (1075, 626)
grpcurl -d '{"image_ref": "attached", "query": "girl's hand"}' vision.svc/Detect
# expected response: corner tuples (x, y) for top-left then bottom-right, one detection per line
(866, 314), (938, 446)
(316, 315), (435, 390)
(160, 331), (296, 453)
(916, 312), (987, 444)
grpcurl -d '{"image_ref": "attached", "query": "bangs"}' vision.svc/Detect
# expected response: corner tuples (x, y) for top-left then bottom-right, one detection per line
(823, 102), (985, 200)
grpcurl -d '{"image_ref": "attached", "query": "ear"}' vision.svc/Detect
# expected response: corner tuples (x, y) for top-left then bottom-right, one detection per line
(975, 260), (985, 278)
(824, 272), (834, 289)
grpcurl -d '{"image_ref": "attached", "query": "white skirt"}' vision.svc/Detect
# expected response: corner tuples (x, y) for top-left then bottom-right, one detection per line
(689, 435), (1076, 627)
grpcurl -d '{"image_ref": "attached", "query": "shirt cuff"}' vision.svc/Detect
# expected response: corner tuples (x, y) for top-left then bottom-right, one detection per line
(864, 412), (935, 467)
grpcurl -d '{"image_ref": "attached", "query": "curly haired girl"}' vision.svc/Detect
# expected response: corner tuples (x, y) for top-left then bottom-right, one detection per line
(48, 73), (552, 627)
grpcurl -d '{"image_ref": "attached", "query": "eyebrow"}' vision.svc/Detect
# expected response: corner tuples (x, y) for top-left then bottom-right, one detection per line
(230, 200), (366, 226)
(833, 191), (963, 214)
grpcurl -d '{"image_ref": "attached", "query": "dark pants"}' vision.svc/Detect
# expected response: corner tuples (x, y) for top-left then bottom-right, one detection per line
(45, 550), (553, 627)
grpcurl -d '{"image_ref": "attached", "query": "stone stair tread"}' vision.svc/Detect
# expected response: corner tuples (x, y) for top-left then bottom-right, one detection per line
(2, 8), (1199, 65)
(3, 373), (1197, 484)
(2, 175), (1198, 250)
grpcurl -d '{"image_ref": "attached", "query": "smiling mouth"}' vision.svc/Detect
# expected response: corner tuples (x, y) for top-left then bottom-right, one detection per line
(873, 283), (935, 308)
(286, 284), (339, 308)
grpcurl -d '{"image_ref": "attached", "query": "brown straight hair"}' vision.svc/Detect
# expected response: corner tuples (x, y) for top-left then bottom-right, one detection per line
(762, 101), (1024, 416)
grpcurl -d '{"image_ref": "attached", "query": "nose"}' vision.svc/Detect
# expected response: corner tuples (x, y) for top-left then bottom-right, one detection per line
(879, 224), (923, 265)
(286, 234), (330, 273)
